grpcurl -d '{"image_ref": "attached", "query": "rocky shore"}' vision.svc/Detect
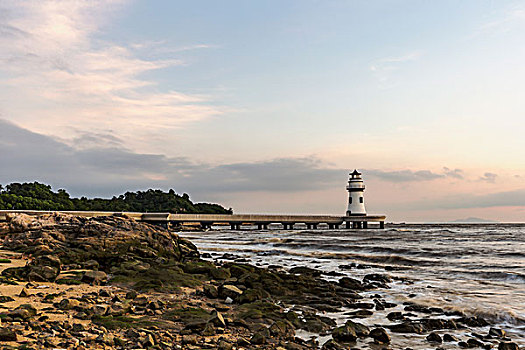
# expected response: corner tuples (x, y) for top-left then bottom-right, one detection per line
(0, 213), (521, 349)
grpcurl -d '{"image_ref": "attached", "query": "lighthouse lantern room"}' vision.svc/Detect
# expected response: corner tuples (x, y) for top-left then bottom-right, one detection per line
(346, 169), (367, 216)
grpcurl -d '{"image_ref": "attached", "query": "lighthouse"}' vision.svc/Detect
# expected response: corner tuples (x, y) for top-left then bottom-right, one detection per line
(346, 169), (367, 216)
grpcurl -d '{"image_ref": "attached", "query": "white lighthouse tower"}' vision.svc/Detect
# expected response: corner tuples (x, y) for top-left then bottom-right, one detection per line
(346, 169), (367, 216)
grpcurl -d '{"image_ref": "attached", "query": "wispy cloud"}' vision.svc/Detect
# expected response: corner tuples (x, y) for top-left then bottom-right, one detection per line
(474, 3), (525, 37)
(369, 51), (422, 87)
(0, 0), (224, 148)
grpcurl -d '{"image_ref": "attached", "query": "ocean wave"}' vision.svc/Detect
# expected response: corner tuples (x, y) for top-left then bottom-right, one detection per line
(477, 271), (525, 284)
(496, 252), (525, 258)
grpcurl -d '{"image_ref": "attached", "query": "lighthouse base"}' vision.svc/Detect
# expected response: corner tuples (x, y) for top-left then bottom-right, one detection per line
(346, 211), (367, 216)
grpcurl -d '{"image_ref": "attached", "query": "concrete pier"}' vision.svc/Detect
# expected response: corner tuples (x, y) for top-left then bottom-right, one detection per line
(0, 210), (386, 230)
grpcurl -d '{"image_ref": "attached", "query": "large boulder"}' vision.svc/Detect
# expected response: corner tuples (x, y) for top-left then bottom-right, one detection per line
(82, 271), (108, 285)
(1, 213), (200, 283)
(2, 254), (61, 282)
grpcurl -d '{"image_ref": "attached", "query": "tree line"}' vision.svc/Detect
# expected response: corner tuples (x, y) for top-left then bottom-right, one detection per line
(0, 182), (232, 214)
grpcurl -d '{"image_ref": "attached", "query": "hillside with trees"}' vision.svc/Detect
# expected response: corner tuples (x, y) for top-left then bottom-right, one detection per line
(0, 182), (232, 214)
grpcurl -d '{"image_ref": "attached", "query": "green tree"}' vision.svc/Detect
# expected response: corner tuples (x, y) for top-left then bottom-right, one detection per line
(0, 182), (232, 214)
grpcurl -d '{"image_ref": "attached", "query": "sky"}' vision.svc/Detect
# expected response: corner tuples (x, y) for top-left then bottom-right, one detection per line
(0, 0), (524, 222)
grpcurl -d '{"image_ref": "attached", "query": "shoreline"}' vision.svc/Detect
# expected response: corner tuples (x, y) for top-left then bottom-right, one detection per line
(0, 213), (522, 349)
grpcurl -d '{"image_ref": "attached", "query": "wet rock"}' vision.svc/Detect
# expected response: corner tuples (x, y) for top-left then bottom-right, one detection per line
(301, 315), (332, 333)
(458, 316), (489, 327)
(322, 339), (345, 349)
(387, 311), (405, 321)
(348, 301), (375, 309)
(19, 288), (30, 297)
(388, 321), (424, 334)
(472, 332), (485, 340)
(332, 323), (357, 342)
(338, 264), (356, 270)
(404, 303), (432, 313)
(419, 317), (457, 331)
(374, 299), (385, 310)
(443, 333), (459, 342)
(289, 266), (322, 276)
(324, 270), (345, 277)
(345, 320), (370, 337)
(363, 273), (392, 284)
(489, 328), (506, 338)
(467, 338), (485, 347)
(498, 342), (519, 350)
(338, 277), (364, 290)
(370, 327), (391, 344)
(345, 309), (373, 318)
(426, 332), (443, 343)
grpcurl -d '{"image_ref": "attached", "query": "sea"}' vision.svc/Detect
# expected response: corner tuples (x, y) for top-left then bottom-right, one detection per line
(180, 224), (525, 349)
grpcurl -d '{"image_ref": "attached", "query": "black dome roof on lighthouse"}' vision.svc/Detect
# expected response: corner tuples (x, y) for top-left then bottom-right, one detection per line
(350, 169), (361, 176)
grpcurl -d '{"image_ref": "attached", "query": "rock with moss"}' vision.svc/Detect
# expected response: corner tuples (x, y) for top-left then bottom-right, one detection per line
(332, 323), (357, 343)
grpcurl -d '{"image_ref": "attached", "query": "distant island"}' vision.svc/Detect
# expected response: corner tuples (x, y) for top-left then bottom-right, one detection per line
(0, 182), (232, 214)
(449, 217), (498, 223)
